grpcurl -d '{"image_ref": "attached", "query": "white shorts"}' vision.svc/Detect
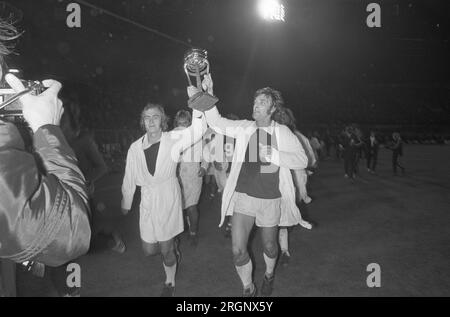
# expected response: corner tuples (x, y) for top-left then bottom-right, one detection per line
(233, 192), (281, 227)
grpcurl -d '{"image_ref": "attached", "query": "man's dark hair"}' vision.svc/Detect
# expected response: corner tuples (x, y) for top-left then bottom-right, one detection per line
(272, 106), (297, 132)
(0, 19), (21, 60)
(254, 87), (284, 113)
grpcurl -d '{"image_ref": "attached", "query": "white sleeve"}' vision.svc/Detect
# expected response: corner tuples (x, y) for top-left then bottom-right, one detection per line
(170, 110), (208, 154)
(204, 106), (252, 138)
(121, 148), (137, 210)
(270, 127), (308, 170)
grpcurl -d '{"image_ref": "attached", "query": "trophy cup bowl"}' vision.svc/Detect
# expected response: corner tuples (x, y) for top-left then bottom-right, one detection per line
(184, 48), (218, 112)
(184, 48), (209, 82)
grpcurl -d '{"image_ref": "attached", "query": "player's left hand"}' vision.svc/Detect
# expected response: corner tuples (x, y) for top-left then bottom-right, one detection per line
(187, 85), (201, 98)
(202, 74), (214, 95)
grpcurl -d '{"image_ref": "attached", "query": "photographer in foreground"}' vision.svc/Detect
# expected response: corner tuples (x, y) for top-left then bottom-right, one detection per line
(0, 21), (91, 273)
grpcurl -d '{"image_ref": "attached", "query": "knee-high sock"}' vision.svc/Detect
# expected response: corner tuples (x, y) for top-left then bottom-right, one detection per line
(279, 228), (290, 256)
(264, 253), (277, 277)
(163, 262), (177, 286)
(235, 260), (253, 289)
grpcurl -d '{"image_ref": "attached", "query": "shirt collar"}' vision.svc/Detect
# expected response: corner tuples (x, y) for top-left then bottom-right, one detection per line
(254, 120), (276, 135)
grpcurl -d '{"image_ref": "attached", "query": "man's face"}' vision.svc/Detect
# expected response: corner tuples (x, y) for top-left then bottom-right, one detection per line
(252, 94), (274, 122)
(278, 110), (290, 126)
(143, 108), (163, 133)
(176, 118), (190, 128)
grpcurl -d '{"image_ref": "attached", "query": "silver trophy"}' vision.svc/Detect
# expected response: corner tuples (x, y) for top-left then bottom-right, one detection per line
(184, 48), (218, 111)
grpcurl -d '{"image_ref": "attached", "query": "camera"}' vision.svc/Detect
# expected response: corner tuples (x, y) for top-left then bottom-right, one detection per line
(0, 74), (45, 122)
(0, 72), (45, 150)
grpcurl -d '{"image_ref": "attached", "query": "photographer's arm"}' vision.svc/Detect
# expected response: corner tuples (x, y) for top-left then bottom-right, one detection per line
(0, 75), (91, 266)
(34, 126), (89, 200)
(0, 122), (91, 266)
(32, 125), (92, 265)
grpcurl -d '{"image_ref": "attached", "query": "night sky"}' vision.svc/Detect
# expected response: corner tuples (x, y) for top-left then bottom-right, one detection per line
(3, 0), (450, 125)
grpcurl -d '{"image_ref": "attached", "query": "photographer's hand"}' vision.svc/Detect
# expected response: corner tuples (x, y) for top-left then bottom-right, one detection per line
(5, 74), (64, 132)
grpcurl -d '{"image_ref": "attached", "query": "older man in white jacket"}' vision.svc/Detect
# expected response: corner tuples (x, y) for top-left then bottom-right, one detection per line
(192, 75), (308, 297)
(121, 103), (207, 296)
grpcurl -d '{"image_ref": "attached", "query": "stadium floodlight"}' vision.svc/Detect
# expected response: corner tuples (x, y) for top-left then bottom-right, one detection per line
(258, 0), (286, 22)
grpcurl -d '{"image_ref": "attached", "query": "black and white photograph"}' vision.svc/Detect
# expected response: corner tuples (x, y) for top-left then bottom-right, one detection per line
(0, 0), (449, 299)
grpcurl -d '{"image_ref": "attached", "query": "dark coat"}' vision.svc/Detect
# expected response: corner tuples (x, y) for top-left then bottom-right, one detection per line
(0, 121), (91, 267)
(366, 137), (380, 156)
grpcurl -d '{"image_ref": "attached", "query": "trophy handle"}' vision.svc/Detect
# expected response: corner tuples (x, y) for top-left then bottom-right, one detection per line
(195, 66), (202, 90)
(204, 60), (210, 75)
(184, 60), (210, 90)
(184, 64), (193, 87)
(195, 62), (211, 90)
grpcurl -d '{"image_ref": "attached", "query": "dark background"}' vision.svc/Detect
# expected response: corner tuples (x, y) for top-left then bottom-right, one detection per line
(2, 0), (450, 128)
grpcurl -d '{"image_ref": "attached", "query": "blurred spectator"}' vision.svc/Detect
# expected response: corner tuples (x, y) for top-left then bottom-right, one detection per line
(366, 131), (380, 174)
(388, 132), (406, 176)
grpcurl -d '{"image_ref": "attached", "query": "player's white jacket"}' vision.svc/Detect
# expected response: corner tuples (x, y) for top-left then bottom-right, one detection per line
(204, 107), (311, 228)
(121, 110), (207, 242)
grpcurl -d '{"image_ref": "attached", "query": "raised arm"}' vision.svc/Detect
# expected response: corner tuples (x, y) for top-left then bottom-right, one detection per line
(170, 109), (208, 154)
(189, 74), (252, 138)
(204, 107), (253, 138)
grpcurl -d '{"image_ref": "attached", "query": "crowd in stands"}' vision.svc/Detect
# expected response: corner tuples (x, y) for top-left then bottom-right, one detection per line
(62, 83), (450, 170)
